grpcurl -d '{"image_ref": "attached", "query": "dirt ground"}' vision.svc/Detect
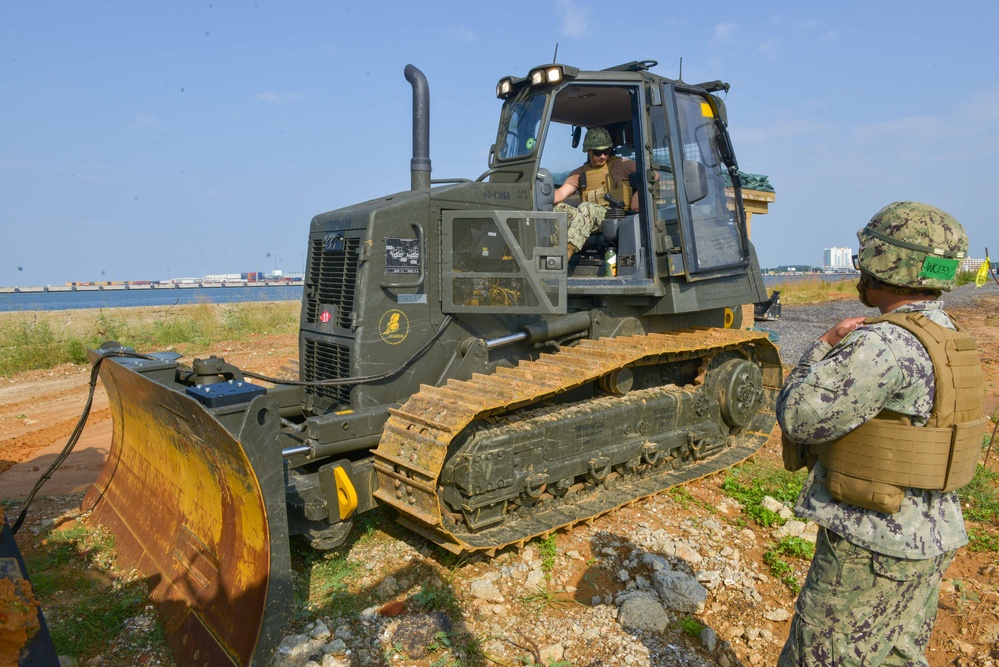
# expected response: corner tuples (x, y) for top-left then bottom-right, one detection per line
(1, 302), (997, 666)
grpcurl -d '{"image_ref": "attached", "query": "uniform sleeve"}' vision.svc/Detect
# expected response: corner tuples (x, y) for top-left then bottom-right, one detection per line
(776, 327), (906, 445)
(611, 159), (637, 182)
(562, 166), (582, 190)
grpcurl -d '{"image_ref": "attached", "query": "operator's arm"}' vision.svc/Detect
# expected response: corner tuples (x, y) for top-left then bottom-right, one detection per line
(553, 172), (581, 204)
(777, 325), (905, 445)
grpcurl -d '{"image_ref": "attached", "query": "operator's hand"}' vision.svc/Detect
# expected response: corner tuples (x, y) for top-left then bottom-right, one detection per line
(818, 316), (866, 347)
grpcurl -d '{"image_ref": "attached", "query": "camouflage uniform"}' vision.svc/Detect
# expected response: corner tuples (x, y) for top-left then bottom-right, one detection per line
(555, 127), (636, 253)
(776, 301), (966, 666)
(555, 201), (608, 251)
(777, 202), (973, 667)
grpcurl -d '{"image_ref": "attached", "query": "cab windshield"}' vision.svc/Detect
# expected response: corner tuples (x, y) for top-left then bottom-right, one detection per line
(496, 89), (547, 160)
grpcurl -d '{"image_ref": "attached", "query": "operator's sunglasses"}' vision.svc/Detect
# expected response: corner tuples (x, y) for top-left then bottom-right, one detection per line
(590, 148), (613, 156)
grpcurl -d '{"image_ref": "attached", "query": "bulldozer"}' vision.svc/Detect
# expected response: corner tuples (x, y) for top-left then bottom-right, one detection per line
(84, 60), (782, 666)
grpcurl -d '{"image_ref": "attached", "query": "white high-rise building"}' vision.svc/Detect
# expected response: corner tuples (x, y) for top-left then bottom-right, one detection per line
(824, 247), (852, 270)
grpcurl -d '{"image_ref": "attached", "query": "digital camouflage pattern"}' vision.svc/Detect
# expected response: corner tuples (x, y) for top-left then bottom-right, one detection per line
(582, 127), (613, 151)
(777, 527), (954, 667)
(856, 201), (969, 291)
(777, 300), (967, 665)
(778, 301), (967, 559)
(555, 201), (607, 251)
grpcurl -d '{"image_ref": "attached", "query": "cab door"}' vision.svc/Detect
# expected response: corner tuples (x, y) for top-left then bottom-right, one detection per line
(654, 86), (751, 280)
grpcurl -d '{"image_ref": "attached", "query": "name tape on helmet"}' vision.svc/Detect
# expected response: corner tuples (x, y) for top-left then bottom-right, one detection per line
(919, 256), (959, 280)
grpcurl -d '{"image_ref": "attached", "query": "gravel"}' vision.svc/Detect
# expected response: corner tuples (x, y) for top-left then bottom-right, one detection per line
(271, 500), (795, 667)
(754, 280), (999, 365)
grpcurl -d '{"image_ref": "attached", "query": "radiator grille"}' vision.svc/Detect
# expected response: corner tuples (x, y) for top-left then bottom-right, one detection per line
(305, 236), (360, 329)
(302, 337), (352, 404)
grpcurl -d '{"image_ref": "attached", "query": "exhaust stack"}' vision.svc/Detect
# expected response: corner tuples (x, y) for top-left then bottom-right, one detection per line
(405, 64), (432, 191)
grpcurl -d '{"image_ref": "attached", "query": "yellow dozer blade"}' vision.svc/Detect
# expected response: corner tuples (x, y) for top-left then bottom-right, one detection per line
(83, 353), (293, 666)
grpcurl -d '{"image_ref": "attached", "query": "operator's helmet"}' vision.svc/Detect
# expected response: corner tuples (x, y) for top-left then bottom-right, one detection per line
(856, 201), (968, 292)
(582, 127), (613, 152)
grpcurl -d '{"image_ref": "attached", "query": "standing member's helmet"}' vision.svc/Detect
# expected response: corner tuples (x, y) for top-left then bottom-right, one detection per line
(582, 127), (613, 151)
(855, 201), (968, 292)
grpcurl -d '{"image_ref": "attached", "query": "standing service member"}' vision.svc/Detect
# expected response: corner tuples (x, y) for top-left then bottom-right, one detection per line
(777, 202), (988, 666)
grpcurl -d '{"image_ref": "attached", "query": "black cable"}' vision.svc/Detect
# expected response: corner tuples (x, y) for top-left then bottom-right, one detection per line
(10, 350), (153, 535)
(242, 315), (453, 387)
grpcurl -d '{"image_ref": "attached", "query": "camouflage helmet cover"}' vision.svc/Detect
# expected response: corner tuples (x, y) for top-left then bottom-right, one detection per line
(856, 201), (968, 291)
(582, 127), (613, 151)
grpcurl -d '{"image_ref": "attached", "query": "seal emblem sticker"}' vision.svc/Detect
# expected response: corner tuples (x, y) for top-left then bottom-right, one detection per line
(378, 309), (409, 345)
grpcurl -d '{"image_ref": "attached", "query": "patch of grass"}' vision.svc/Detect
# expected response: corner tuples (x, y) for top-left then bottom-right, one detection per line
(721, 460), (806, 527)
(537, 533), (558, 575)
(668, 486), (695, 508)
(519, 583), (579, 616)
(966, 527), (999, 553)
(0, 318), (75, 375)
(413, 582), (462, 616)
(953, 579), (982, 614)
(423, 630), (491, 667)
(955, 270), (978, 287)
(959, 464), (999, 525)
(293, 547), (363, 617)
(0, 301), (299, 377)
(22, 523), (166, 661)
(763, 536), (815, 594)
(679, 615), (706, 637)
(769, 277), (857, 305)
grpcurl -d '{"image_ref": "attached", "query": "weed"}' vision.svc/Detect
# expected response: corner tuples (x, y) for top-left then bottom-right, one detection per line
(293, 548), (363, 616)
(0, 301), (299, 377)
(721, 461), (806, 527)
(428, 630), (453, 652)
(669, 486), (696, 508)
(953, 579), (982, 614)
(967, 526), (999, 553)
(413, 582), (462, 616)
(22, 523), (165, 661)
(768, 277), (857, 306)
(774, 536), (815, 559)
(679, 616), (706, 637)
(519, 583), (579, 616)
(0, 318), (69, 374)
(958, 464), (999, 524)
(763, 537), (814, 594)
(537, 533), (558, 575)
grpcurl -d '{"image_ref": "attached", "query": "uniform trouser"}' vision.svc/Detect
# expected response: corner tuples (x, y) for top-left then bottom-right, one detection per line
(777, 526), (955, 667)
(555, 202), (607, 250)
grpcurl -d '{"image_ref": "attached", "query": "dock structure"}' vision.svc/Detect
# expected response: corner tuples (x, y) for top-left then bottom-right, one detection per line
(4, 278), (303, 293)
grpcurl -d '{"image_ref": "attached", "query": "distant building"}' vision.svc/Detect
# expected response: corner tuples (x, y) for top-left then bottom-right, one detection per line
(961, 258), (985, 273)
(823, 247), (852, 271)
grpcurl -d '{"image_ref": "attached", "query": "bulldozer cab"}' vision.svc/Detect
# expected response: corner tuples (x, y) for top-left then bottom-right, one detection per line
(491, 62), (752, 292)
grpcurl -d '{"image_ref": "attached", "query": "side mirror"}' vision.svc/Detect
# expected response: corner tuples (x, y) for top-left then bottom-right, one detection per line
(682, 160), (708, 204)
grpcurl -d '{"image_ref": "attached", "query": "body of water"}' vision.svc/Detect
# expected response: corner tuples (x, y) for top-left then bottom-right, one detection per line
(0, 285), (304, 312)
(0, 274), (853, 312)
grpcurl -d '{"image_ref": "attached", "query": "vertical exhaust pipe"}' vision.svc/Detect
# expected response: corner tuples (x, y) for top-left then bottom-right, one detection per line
(405, 64), (432, 191)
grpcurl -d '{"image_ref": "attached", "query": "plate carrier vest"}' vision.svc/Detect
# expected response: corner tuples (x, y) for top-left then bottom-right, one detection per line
(783, 310), (987, 513)
(579, 156), (632, 208)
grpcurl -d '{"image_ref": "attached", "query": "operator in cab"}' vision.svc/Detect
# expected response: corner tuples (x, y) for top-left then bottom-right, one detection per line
(553, 127), (638, 257)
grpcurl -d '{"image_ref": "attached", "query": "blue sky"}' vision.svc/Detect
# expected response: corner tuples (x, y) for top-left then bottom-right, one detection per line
(2, 1), (997, 286)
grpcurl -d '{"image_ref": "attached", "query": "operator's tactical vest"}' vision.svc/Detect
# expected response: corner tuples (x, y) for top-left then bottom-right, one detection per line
(579, 156), (632, 208)
(783, 311), (988, 514)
